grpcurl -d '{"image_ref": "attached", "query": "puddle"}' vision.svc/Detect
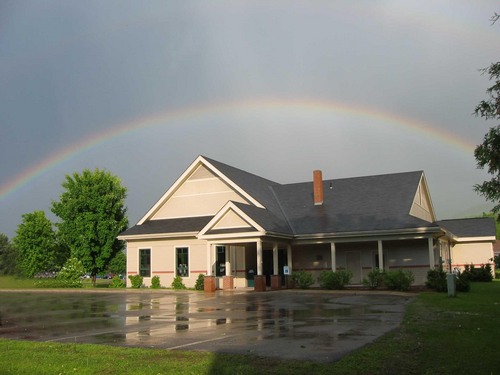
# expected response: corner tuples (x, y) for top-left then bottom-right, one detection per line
(0, 291), (411, 362)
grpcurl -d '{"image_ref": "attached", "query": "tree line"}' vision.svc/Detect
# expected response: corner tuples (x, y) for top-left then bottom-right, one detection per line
(0, 168), (128, 285)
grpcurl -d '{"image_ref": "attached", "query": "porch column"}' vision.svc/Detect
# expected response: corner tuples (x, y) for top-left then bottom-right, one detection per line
(211, 244), (217, 275)
(256, 240), (263, 275)
(225, 246), (231, 276)
(271, 243), (281, 290)
(206, 243), (213, 276)
(330, 242), (336, 271)
(287, 244), (292, 273)
(285, 244), (293, 288)
(254, 239), (266, 291)
(428, 237), (435, 270)
(378, 240), (384, 271)
(273, 243), (279, 275)
(204, 243), (216, 292)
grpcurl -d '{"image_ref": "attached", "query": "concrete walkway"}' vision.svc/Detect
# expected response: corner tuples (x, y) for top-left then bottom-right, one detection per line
(0, 289), (414, 363)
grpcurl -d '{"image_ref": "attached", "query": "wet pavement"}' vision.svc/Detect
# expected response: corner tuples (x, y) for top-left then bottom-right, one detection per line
(0, 289), (413, 362)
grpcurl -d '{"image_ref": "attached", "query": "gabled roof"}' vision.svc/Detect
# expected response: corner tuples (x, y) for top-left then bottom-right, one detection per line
(137, 155), (271, 224)
(202, 156), (287, 222)
(272, 171), (436, 235)
(121, 156), (441, 239)
(437, 218), (496, 240)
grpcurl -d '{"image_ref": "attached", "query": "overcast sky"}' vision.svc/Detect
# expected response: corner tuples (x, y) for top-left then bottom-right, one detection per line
(1, 1), (499, 239)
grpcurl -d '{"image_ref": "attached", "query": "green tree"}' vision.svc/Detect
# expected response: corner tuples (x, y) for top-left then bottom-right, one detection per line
(13, 211), (57, 277)
(474, 14), (500, 212)
(0, 233), (18, 275)
(107, 251), (126, 276)
(51, 168), (128, 285)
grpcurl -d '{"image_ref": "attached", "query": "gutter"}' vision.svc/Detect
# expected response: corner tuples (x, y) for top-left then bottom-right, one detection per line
(293, 226), (442, 242)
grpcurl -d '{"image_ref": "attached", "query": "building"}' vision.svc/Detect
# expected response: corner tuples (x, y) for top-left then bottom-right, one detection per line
(118, 155), (496, 290)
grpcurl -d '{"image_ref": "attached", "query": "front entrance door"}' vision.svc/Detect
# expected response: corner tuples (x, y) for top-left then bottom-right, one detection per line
(263, 250), (273, 286)
(346, 251), (362, 284)
(216, 246), (226, 276)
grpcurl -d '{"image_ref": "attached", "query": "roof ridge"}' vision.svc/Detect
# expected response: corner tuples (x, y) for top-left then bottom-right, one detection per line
(201, 155), (281, 186)
(281, 170), (424, 187)
(269, 185), (296, 234)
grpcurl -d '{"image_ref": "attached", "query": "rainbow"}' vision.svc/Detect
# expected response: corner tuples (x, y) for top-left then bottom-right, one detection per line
(0, 97), (476, 202)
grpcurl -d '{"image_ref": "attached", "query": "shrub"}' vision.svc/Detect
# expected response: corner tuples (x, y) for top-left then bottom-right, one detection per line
(462, 264), (493, 282)
(384, 269), (414, 291)
(426, 269), (447, 292)
(363, 268), (385, 289)
(151, 275), (161, 289)
(456, 272), (471, 292)
(496, 269), (500, 280)
(35, 278), (82, 288)
(108, 275), (125, 288)
(47, 257), (85, 288)
(195, 274), (205, 290)
(171, 275), (187, 290)
(292, 271), (314, 289)
(318, 270), (352, 289)
(128, 274), (143, 288)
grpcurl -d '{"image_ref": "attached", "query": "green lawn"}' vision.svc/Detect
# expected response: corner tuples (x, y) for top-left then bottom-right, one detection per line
(1, 281), (500, 374)
(0, 275), (111, 289)
(0, 275), (38, 289)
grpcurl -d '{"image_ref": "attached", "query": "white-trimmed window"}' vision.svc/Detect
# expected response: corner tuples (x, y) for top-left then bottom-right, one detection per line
(176, 247), (189, 277)
(139, 248), (151, 277)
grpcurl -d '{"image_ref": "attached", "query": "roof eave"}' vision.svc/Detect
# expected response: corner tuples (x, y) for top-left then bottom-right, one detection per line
(118, 231), (199, 241)
(293, 226), (442, 242)
(198, 231), (267, 241)
(452, 235), (496, 243)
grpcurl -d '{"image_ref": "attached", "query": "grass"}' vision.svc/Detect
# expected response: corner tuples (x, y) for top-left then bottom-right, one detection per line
(1, 281), (500, 374)
(334, 280), (500, 374)
(0, 275), (38, 289)
(0, 275), (112, 289)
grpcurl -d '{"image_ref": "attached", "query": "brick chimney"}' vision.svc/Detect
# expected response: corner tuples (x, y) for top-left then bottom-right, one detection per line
(313, 170), (323, 205)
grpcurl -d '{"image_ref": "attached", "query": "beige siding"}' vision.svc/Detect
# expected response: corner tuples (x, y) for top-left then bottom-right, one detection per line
(213, 210), (252, 230)
(126, 239), (252, 288)
(291, 240), (431, 285)
(152, 165), (249, 219)
(126, 238), (208, 288)
(384, 240), (429, 285)
(451, 242), (494, 271)
(410, 179), (433, 222)
(384, 240), (429, 268)
(292, 244), (331, 286)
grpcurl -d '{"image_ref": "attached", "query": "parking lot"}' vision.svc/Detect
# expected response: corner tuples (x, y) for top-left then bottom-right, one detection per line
(0, 289), (413, 363)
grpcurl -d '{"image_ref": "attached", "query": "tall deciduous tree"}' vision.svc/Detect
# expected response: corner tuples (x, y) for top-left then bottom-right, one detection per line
(474, 14), (500, 213)
(13, 211), (57, 277)
(0, 233), (17, 275)
(51, 169), (128, 285)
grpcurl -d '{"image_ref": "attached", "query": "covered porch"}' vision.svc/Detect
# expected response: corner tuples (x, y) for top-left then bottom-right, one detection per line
(203, 238), (293, 292)
(203, 233), (448, 291)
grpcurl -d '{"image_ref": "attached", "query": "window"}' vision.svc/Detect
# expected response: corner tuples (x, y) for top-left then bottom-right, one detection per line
(139, 249), (151, 277)
(176, 247), (189, 277)
(216, 246), (226, 276)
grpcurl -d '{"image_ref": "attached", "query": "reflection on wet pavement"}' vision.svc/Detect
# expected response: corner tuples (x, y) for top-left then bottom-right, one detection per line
(0, 290), (413, 362)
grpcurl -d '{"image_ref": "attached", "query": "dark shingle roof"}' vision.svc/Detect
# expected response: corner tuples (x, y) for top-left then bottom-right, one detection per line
(120, 157), (441, 238)
(202, 156), (285, 215)
(232, 201), (293, 235)
(272, 171), (435, 234)
(437, 218), (496, 238)
(120, 216), (213, 237)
